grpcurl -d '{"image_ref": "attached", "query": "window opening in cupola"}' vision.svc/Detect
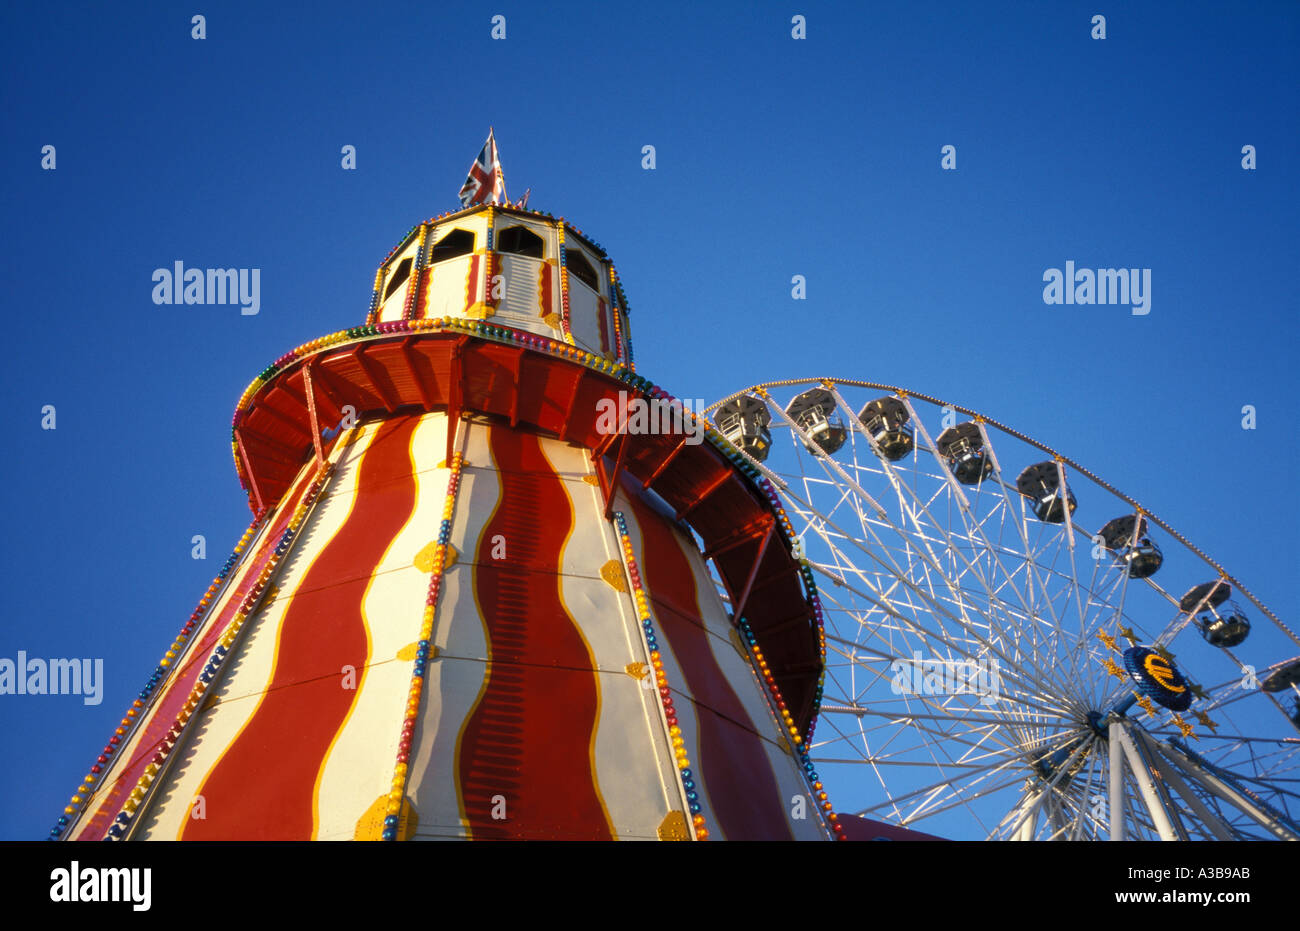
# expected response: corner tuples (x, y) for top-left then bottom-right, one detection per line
(384, 257), (413, 300)
(566, 250), (600, 291)
(497, 225), (544, 259)
(430, 228), (475, 263)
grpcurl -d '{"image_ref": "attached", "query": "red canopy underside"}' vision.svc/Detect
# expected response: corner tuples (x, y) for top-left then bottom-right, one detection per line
(234, 331), (823, 734)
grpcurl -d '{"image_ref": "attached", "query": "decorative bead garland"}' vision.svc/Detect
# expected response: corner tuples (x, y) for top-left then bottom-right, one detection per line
(93, 462), (333, 840)
(737, 617), (845, 840)
(556, 221), (575, 345)
(229, 319), (826, 734)
(402, 225), (429, 321)
(755, 475), (828, 739)
(607, 263), (626, 367)
(46, 515), (266, 839)
(697, 423), (829, 737)
(378, 222), (425, 267)
(483, 208), (498, 316)
(614, 277), (634, 371)
(612, 511), (708, 841)
(382, 451), (466, 841)
(365, 266), (384, 326)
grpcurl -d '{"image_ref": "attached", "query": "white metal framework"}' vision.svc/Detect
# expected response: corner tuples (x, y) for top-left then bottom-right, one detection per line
(705, 378), (1300, 841)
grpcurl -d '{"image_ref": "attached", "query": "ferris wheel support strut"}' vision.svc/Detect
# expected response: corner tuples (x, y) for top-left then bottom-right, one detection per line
(1109, 720), (1127, 840)
(1132, 728), (1236, 840)
(1112, 720), (1180, 840)
(1001, 732), (1094, 840)
(1155, 736), (1300, 840)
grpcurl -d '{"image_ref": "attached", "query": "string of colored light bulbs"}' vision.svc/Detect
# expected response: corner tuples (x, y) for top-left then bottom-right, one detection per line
(382, 450), (466, 841)
(45, 514), (268, 839)
(607, 263), (627, 368)
(365, 265), (383, 327)
(612, 511), (709, 840)
(737, 617), (845, 840)
(557, 221), (575, 344)
(483, 207), (498, 317)
(755, 472), (828, 741)
(401, 224), (429, 321)
(59, 460), (333, 840)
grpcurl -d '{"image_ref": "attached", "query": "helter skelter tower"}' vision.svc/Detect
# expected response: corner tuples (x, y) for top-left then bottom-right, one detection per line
(53, 194), (842, 841)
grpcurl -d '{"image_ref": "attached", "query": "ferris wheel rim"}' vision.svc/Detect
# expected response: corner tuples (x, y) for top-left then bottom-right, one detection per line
(704, 376), (1295, 647)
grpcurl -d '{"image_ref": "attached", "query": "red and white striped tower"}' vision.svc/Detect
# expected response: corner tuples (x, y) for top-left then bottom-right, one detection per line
(53, 200), (841, 841)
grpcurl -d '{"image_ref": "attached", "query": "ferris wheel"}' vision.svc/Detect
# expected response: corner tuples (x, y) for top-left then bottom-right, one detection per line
(705, 378), (1300, 841)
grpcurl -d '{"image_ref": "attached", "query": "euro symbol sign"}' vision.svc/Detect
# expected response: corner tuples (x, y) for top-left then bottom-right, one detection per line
(1144, 654), (1185, 693)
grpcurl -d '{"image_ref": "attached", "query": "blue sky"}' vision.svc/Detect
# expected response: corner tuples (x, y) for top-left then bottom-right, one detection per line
(1, 1), (1296, 839)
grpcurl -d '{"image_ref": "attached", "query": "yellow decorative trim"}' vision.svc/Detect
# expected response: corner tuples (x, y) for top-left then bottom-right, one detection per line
(397, 642), (420, 662)
(465, 302), (496, 319)
(601, 559), (628, 592)
(356, 794), (418, 841)
(626, 661), (649, 681)
(657, 810), (690, 841)
(413, 541), (441, 573)
(581, 474), (600, 485)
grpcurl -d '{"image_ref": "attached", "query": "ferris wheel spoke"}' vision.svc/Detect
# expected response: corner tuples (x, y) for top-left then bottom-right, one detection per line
(904, 409), (1081, 683)
(1068, 741), (1106, 840)
(814, 571), (1078, 719)
(828, 389), (1066, 671)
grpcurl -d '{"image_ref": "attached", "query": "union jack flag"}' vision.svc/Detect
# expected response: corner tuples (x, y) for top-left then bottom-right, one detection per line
(458, 128), (508, 207)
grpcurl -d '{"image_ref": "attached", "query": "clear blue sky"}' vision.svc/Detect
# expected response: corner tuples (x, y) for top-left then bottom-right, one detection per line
(1, 1), (1296, 839)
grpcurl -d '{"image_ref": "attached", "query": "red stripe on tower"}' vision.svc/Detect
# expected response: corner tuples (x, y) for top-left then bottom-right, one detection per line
(183, 416), (420, 840)
(464, 254), (481, 314)
(459, 426), (611, 840)
(597, 297), (610, 356)
(538, 262), (553, 322)
(627, 491), (795, 841)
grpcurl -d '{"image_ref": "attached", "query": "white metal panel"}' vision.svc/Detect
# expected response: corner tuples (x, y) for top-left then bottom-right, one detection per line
(378, 241), (422, 323)
(422, 255), (475, 319)
(566, 277), (605, 357)
(496, 253), (542, 324)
